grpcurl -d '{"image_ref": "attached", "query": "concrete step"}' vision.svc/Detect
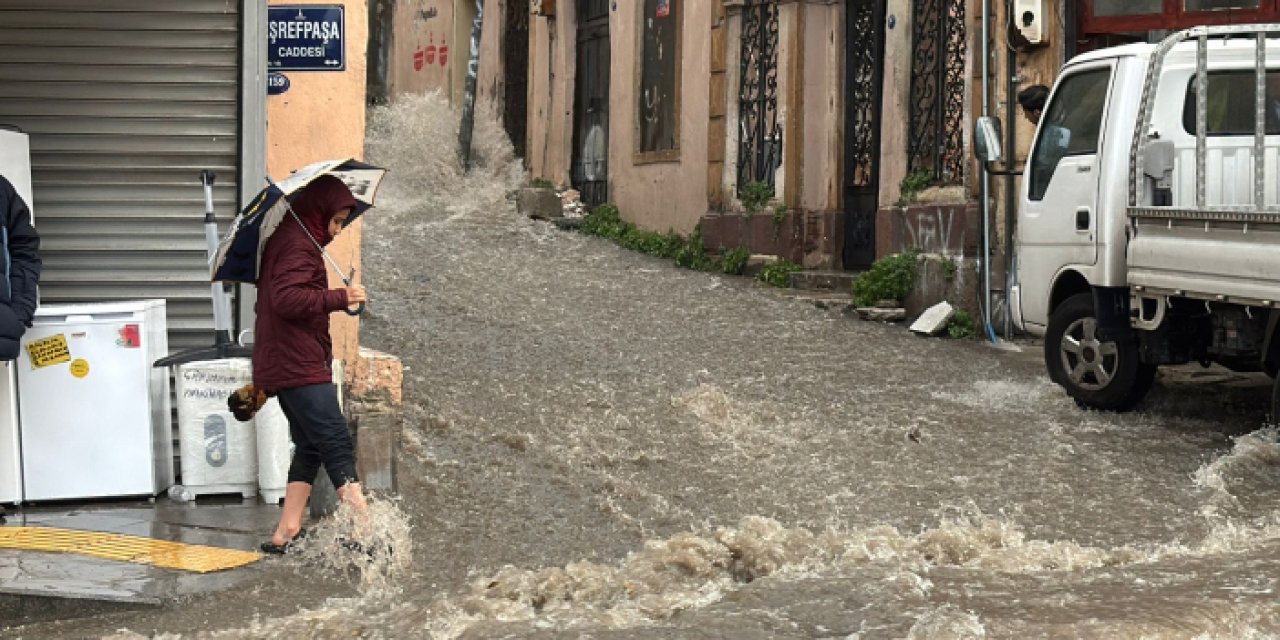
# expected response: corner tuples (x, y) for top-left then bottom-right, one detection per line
(788, 269), (860, 292)
(772, 289), (855, 312)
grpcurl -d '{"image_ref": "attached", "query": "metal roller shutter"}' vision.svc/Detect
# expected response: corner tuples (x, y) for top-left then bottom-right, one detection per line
(0, 0), (243, 352)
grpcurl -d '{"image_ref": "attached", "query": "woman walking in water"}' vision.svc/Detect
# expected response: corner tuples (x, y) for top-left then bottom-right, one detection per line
(252, 175), (368, 554)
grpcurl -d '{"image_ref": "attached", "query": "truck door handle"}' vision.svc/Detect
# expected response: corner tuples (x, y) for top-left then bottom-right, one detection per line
(1076, 208), (1090, 230)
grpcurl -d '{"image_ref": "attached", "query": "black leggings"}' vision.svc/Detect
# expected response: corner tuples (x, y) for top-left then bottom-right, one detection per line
(278, 383), (359, 489)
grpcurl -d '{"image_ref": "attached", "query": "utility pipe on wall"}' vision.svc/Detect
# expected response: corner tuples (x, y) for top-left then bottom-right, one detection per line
(980, 0), (996, 342)
(1004, 0), (1018, 340)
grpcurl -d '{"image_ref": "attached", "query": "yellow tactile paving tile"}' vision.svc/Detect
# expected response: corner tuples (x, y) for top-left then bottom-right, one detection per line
(0, 526), (261, 573)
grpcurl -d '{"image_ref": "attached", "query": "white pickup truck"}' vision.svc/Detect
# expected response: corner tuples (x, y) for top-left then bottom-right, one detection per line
(977, 25), (1280, 414)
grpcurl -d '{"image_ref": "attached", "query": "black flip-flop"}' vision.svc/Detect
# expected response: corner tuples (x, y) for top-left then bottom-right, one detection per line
(259, 528), (307, 555)
(335, 536), (393, 560)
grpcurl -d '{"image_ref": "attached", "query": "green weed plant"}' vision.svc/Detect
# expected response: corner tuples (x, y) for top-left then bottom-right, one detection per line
(757, 260), (803, 288)
(851, 249), (920, 307)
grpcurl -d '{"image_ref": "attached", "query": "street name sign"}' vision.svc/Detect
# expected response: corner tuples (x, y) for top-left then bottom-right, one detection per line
(267, 5), (345, 71)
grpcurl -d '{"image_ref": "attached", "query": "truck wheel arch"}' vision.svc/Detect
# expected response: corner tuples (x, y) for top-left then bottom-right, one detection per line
(1049, 270), (1092, 317)
(1262, 310), (1280, 377)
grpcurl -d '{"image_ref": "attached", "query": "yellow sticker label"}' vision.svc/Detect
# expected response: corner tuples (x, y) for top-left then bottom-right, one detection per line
(70, 359), (90, 379)
(26, 335), (71, 369)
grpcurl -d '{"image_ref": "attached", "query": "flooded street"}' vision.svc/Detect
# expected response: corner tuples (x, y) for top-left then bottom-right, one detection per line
(29, 94), (1280, 638)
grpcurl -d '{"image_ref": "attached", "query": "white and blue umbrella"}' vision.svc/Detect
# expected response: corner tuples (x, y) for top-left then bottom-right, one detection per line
(212, 158), (386, 285)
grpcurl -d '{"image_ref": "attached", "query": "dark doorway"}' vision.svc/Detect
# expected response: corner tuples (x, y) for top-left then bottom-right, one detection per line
(572, 0), (610, 207)
(503, 0), (529, 160)
(842, 0), (886, 268)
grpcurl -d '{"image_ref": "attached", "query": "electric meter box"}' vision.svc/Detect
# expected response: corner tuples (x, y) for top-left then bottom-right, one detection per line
(1014, 0), (1045, 46)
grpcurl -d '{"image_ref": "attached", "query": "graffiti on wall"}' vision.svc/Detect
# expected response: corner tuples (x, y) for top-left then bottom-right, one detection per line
(413, 34), (449, 71)
(410, 1), (447, 73)
(902, 206), (967, 257)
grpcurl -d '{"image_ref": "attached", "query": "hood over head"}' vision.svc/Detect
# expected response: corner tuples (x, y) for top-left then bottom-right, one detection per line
(289, 175), (357, 246)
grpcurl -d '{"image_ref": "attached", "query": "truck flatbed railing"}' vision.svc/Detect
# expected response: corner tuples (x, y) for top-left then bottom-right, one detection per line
(1127, 207), (1280, 223)
(1130, 23), (1280, 215)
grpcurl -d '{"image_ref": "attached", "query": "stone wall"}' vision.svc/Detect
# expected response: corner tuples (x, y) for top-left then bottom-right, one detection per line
(699, 209), (840, 269)
(875, 203), (980, 260)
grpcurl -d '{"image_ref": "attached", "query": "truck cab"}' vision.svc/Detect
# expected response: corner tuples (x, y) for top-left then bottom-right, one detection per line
(982, 25), (1280, 413)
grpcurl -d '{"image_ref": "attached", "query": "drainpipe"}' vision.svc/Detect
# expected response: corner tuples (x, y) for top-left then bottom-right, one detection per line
(1003, 0), (1018, 339)
(981, 0), (997, 342)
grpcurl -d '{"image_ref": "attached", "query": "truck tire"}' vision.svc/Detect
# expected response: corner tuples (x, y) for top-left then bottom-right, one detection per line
(1271, 374), (1280, 425)
(1045, 293), (1156, 411)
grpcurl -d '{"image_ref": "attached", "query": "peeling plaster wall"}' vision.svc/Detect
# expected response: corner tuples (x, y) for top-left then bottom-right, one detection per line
(799, 1), (842, 213)
(388, 0), (455, 98)
(380, 0), (504, 118)
(879, 0), (912, 209)
(526, 8), (574, 186)
(267, 0), (368, 366)
(475, 0), (506, 120)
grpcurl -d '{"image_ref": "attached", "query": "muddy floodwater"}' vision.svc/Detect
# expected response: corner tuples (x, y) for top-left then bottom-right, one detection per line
(24, 94), (1280, 639)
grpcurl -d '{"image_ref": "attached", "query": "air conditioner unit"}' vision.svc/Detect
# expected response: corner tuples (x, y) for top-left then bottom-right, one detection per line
(1013, 0), (1045, 46)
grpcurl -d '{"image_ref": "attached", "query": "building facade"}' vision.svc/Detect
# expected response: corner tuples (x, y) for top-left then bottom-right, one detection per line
(523, 0), (1280, 322)
(525, 0), (975, 271)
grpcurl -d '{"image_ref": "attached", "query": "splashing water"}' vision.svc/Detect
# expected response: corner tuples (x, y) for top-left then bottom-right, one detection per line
(288, 496), (416, 597)
(102, 512), (1180, 639)
(1193, 427), (1280, 512)
(363, 91), (524, 233)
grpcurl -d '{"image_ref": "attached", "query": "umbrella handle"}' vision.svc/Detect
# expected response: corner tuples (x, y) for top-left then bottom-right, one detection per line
(342, 266), (364, 316)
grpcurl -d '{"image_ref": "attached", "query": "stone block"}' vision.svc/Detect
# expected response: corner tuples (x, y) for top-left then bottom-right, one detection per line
(517, 187), (563, 220)
(743, 253), (778, 278)
(857, 307), (906, 322)
(710, 27), (727, 73)
(904, 254), (979, 322)
(707, 117), (726, 162)
(910, 301), (956, 335)
(709, 74), (728, 120)
(789, 270), (857, 291)
(354, 411), (398, 494)
(347, 347), (403, 406)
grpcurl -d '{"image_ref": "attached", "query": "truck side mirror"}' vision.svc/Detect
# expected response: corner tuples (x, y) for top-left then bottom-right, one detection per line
(974, 116), (1004, 164)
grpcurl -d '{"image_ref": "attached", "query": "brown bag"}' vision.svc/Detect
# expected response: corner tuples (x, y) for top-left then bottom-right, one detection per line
(227, 384), (268, 422)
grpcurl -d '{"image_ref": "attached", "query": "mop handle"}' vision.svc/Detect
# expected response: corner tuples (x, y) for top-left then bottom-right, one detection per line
(201, 171), (233, 333)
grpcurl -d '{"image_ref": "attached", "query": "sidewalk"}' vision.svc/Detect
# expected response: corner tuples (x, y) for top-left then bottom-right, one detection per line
(0, 496), (281, 623)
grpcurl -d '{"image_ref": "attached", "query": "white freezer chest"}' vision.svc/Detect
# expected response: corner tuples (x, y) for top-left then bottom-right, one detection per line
(18, 300), (173, 501)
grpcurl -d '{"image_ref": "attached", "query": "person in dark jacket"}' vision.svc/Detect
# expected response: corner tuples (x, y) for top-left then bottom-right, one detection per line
(256, 175), (368, 554)
(0, 174), (38, 523)
(0, 175), (40, 362)
(1018, 84), (1050, 125)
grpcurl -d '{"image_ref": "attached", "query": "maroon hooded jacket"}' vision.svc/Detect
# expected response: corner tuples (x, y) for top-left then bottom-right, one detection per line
(253, 176), (357, 394)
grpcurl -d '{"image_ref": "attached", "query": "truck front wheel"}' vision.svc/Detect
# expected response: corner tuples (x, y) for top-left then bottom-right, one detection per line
(1045, 293), (1156, 411)
(1271, 374), (1280, 424)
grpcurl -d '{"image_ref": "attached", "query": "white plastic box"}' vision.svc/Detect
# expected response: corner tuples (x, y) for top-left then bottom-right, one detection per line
(256, 360), (345, 505)
(254, 398), (290, 504)
(174, 359), (258, 498)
